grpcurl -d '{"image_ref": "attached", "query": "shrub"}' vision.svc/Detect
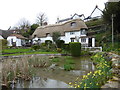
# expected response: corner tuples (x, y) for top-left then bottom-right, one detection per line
(69, 42), (81, 57)
(63, 43), (70, 52)
(31, 45), (40, 50)
(0, 39), (7, 50)
(65, 59), (75, 64)
(56, 40), (65, 48)
(64, 64), (74, 71)
(52, 58), (60, 62)
(45, 40), (52, 45)
(56, 48), (62, 53)
(41, 43), (46, 46)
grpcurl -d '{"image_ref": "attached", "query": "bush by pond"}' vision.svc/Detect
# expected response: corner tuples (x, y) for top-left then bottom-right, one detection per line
(69, 42), (81, 57)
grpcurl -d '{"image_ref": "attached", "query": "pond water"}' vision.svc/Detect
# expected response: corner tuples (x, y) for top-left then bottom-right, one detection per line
(10, 55), (95, 88)
(11, 77), (69, 88)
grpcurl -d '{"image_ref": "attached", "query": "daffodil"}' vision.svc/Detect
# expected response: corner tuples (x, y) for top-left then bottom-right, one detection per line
(77, 85), (80, 88)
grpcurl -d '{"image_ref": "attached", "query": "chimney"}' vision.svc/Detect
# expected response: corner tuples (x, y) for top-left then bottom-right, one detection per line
(57, 17), (59, 23)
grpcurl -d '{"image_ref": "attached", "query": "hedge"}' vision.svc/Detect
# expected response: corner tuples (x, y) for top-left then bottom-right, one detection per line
(69, 42), (81, 57)
(56, 40), (65, 48)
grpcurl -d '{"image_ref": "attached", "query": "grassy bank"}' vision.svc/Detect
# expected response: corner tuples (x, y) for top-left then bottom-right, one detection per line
(1, 48), (59, 56)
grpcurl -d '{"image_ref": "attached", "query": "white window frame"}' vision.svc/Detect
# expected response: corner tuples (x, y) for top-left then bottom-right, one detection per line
(81, 38), (86, 42)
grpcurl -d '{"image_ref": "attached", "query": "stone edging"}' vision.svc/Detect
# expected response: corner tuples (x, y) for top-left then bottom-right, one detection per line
(101, 52), (120, 88)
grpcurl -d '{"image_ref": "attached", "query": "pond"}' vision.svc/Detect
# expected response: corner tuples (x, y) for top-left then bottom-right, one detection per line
(11, 77), (69, 88)
(3, 55), (95, 88)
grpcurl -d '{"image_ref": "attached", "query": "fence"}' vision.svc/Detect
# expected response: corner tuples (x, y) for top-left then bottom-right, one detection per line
(82, 47), (102, 52)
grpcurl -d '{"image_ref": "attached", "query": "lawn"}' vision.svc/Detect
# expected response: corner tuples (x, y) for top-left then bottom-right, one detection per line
(2, 48), (31, 53)
(1, 48), (59, 56)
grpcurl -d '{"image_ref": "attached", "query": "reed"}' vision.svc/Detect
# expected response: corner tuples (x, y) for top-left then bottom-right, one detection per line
(2, 55), (52, 87)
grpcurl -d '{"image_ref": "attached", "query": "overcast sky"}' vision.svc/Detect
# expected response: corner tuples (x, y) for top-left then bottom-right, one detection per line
(0, 0), (108, 30)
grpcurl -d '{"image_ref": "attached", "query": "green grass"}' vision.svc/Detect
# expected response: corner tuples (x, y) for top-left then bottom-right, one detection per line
(52, 58), (60, 62)
(1, 48), (59, 56)
(2, 52), (59, 56)
(65, 59), (75, 64)
(2, 48), (31, 53)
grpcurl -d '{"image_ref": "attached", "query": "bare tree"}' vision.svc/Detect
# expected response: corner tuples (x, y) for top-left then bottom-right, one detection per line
(17, 18), (31, 29)
(36, 12), (47, 26)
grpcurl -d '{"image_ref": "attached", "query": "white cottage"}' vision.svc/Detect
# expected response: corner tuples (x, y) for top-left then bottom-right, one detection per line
(7, 34), (26, 47)
(32, 19), (95, 47)
(0, 35), (4, 39)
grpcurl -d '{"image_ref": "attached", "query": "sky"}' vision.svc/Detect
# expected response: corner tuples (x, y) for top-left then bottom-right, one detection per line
(0, 0), (108, 30)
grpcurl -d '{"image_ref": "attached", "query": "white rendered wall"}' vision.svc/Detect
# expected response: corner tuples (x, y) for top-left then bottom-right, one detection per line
(7, 36), (22, 46)
(16, 39), (22, 46)
(40, 37), (53, 43)
(92, 38), (95, 47)
(0, 35), (4, 39)
(7, 36), (17, 46)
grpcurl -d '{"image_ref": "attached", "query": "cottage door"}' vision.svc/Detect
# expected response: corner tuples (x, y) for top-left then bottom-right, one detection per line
(88, 38), (92, 47)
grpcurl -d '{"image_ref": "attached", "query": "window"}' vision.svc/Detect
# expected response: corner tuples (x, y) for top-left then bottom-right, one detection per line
(71, 38), (74, 42)
(71, 22), (76, 28)
(81, 30), (86, 35)
(46, 33), (50, 37)
(34, 35), (37, 38)
(81, 38), (86, 42)
(70, 31), (75, 35)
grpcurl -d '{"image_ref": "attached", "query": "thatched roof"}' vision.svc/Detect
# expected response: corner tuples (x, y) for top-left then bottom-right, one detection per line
(9, 34), (27, 39)
(32, 19), (88, 38)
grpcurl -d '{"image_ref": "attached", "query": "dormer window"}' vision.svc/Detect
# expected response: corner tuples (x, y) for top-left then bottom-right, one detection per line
(46, 33), (50, 37)
(81, 29), (86, 35)
(34, 35), (37, 38)
(71, 22), (76, 28)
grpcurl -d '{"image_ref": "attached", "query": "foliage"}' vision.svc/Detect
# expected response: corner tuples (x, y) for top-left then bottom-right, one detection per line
(63, 44), (70, 53)
(45, 40), (52, 45)
(56, 40), (65, 48)
(0, 39), (8, 50)
(52, 58), (60, 62)
(85, 18), (104, 27)
(69, 42), (81, 57)
(65, 59), (75, 64)
(52, 32), (61, 44)
(31, 45), (40, 50)
(102, 42), (120, 55)
(69, 52), (113, 88)
(22, 24), (39, 37)
(56, 48), (62, 53)
(103, 2), (120, 33)
(29, 24), (39, 35)
(64, 64), (74, 71)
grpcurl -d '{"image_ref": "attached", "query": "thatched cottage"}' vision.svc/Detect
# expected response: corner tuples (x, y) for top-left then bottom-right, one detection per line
(32, 18), (95, 47)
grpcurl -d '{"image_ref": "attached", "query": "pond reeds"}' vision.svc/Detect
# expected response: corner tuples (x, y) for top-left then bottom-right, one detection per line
(2, 55), (51, 87)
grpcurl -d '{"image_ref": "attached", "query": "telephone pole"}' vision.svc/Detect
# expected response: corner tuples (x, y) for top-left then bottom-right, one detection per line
(112, 14), (114, 47)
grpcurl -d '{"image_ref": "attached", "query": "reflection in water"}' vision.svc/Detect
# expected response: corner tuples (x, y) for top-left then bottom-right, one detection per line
(70, 59), (95, 76)
(81, 60), (95, 71)
(13, 77), (69, 88)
